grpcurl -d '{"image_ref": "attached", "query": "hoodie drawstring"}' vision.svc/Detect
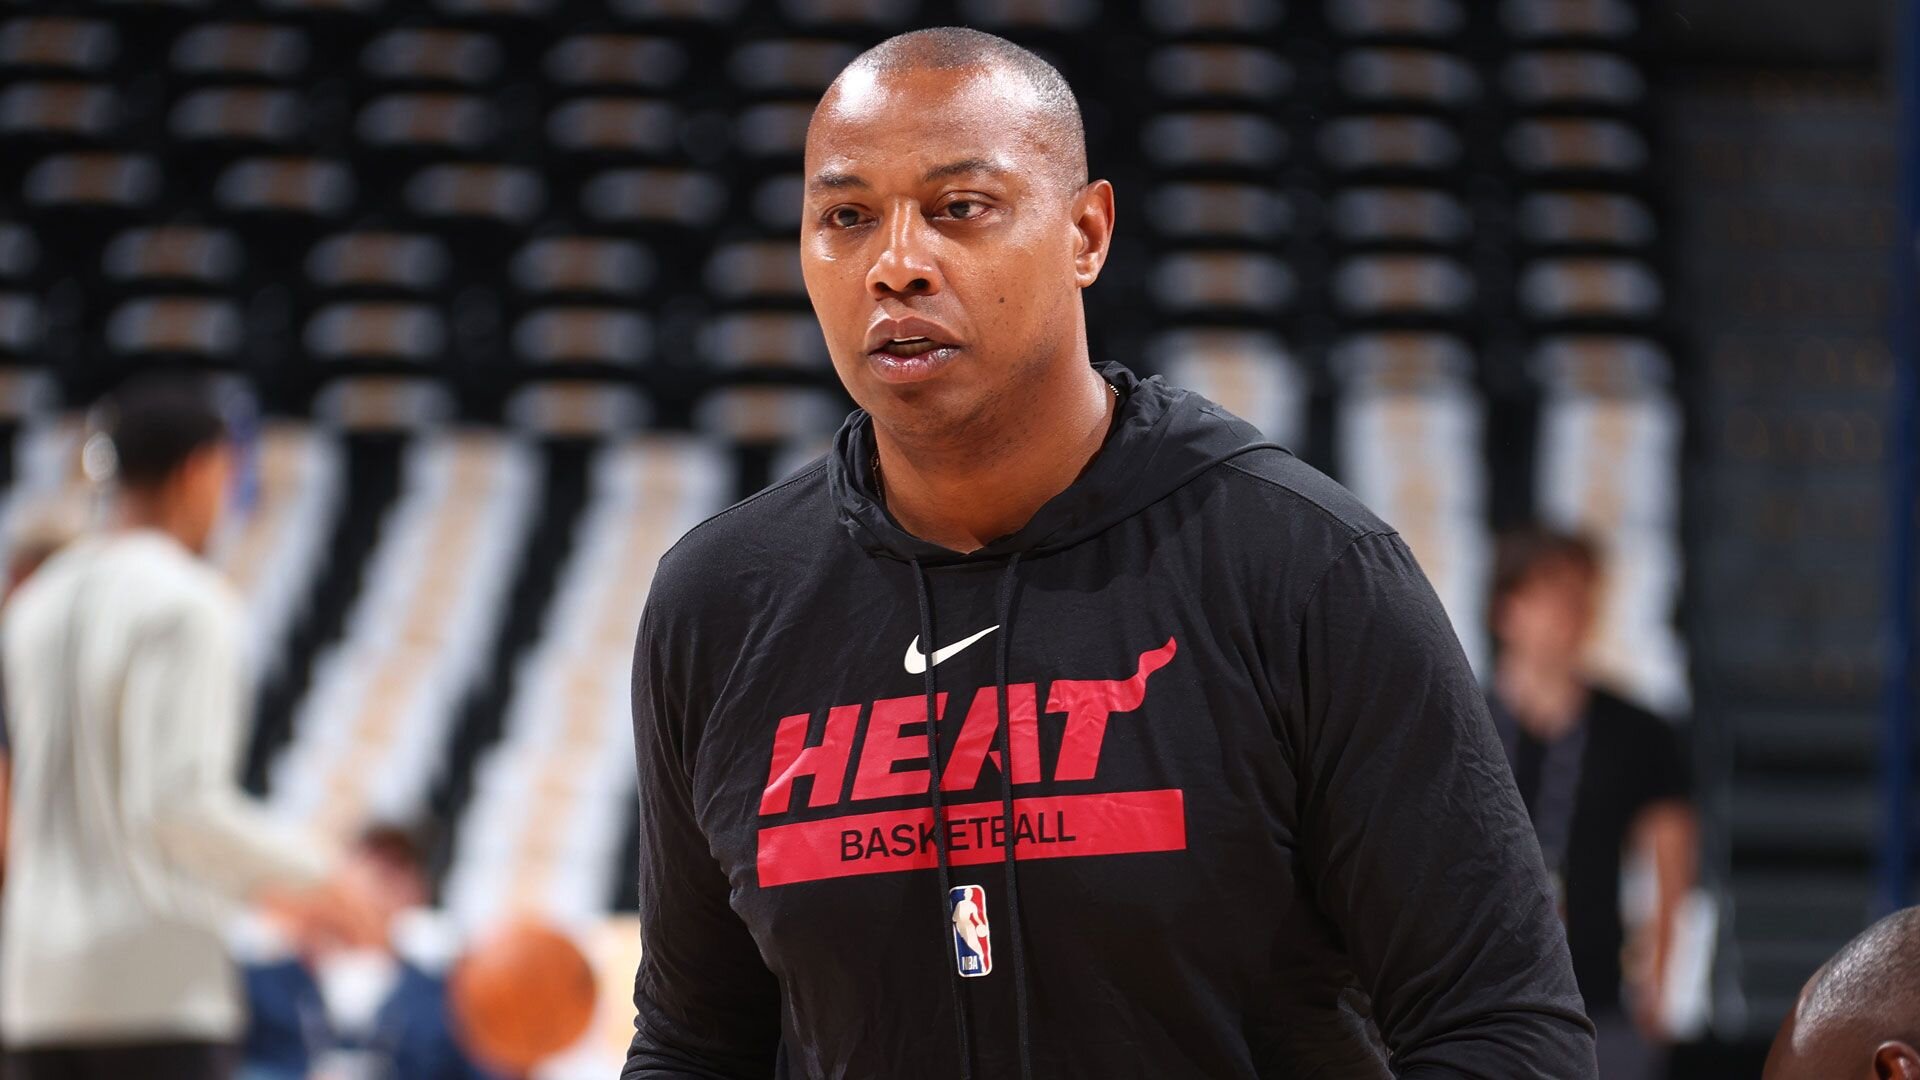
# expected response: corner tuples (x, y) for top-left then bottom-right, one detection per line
(910, 554), (1035, 1080)
(910, 556), (974, 1080)
(991, 552), (1034, 1080)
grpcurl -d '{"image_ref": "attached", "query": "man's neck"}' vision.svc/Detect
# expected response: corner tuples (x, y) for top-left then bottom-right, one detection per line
(116, 497), (192, 553)
(875, 364), (1114, 554)
(1495, 654), (1589, 741)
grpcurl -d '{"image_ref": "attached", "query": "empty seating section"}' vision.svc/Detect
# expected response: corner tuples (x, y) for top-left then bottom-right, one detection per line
(267, 433), (537, 838)
(444, 438), (726, 929)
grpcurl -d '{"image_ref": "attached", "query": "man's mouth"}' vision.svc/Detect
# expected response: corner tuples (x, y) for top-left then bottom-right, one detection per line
(876, 337), (944, 359)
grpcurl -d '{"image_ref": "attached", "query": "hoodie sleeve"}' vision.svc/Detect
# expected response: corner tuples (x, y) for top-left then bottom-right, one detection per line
(625, 594), (782, 1080)
(1290, 531), (1596, 1079)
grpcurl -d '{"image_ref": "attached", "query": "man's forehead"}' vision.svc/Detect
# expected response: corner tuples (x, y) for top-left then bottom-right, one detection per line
(817, 61), (1035, 122)
(807, 62), (1053, 165)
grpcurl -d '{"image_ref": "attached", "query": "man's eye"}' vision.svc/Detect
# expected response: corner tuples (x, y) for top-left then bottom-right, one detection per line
(828, 207), (863, 228)
(945, 201), (980, 219)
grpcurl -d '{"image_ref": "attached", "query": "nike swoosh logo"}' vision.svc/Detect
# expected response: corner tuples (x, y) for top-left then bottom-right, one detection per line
(903, 625), (1000, 675)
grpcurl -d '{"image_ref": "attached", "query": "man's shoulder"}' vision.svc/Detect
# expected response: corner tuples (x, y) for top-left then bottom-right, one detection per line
(1207, 447), (1393, 547)
(5, 535), (240, 648)
(647, 458), (838, 608)
(125, 535), (244, 621)
(96, 534), (244, 634)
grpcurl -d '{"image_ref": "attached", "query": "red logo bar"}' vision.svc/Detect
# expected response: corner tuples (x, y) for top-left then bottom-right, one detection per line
(756, 789), (1187, 888)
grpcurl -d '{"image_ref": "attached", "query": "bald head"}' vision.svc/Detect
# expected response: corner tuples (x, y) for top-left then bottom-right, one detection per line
(815, 27), (1087, 193)
(1766, 907), (1920, 1080)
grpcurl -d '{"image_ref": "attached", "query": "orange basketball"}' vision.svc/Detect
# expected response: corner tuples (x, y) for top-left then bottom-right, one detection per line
(447, 918), (599, 1074)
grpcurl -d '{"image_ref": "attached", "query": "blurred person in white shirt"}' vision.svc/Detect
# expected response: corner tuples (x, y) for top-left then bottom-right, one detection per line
(0, 494), (90, 878)
(0, 376), (374, 1080)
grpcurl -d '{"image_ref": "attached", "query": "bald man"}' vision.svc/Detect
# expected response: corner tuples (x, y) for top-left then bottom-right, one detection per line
(626, 28), (1594, 1080)
(1765, 907), (1920, 1080)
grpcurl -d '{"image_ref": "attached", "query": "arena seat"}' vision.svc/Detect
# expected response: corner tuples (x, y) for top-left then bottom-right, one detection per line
(362, 27), (502, 84)
(1151, 251), (1295, 315)
(1148, 45), (1291, 102)
(1332, 187), (1470, 245)
(170, 21), (310, 78)
(0, 16), (118, 76)
(308, 231), (453, 295)
(1141, 0), (1281, 35)
(1338, 48), (1480, 107)
(1150, 182), (1291, 242)
(1150, 330), (1307, 449)
(546, 33), (687, 89)
(1517, 191), (1657, 247)
(1505, 49), (1646, 107)
(1142, 112), (1287, 170)
(691, 384), (844, 445)
(1333, 253), (1475, 318)
(1326, 0), (1464, 39)
(1320, 115), (1463, 174)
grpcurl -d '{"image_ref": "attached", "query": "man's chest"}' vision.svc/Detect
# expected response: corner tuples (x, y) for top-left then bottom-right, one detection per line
(684, 561), (1303, 902)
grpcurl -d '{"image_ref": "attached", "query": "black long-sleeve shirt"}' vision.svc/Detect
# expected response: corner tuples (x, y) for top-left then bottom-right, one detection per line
(627, 363), (1596, 1079)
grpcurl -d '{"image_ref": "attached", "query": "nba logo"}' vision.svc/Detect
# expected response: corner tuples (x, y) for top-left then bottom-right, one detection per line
(948, 885), (992, 978)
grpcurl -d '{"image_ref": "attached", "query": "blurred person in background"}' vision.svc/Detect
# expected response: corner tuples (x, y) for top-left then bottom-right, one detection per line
(0, 496), (90, 1077)
(0, 494), (90, 875)
(0, 376), (374, 1080)
(238, 824), (503, 1080)
(1486, 526), (1699, 1080)
(1762, 905), (1920, 1080)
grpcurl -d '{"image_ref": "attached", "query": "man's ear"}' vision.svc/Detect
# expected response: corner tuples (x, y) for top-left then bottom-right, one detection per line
(1070, 179), (1115, 288)
(1873, 1042), (1920, 1080)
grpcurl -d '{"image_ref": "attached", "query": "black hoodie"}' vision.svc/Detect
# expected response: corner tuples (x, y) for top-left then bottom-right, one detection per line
(626, 363), (1596, 1080)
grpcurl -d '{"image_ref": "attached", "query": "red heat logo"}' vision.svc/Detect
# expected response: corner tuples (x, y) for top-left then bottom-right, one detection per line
(756, 639), (1186, 887)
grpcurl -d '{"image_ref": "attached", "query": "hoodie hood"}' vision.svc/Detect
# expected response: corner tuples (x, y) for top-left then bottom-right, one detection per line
(830, 361), (1279, 564)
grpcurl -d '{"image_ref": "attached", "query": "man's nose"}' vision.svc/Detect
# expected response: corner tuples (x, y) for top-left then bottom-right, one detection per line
(866, 210), (942, 299)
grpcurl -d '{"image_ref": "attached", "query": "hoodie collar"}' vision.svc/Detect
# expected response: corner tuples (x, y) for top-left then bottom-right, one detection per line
(830, 361), (1279, 565)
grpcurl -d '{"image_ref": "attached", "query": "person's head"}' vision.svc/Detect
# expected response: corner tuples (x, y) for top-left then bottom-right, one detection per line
(95, 375), (232, 555)
(1765, 906), (1920, 1080)
(345, 823), (431, 927)
(801, 27), (1115, 447)
(1489, 526), (1601, 667)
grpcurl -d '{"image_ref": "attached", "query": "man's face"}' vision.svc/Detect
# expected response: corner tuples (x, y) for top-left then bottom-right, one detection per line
(170, 441), (234, 556)
(1495, 557), (1599, 663)
(800, 63), (1112, 443)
